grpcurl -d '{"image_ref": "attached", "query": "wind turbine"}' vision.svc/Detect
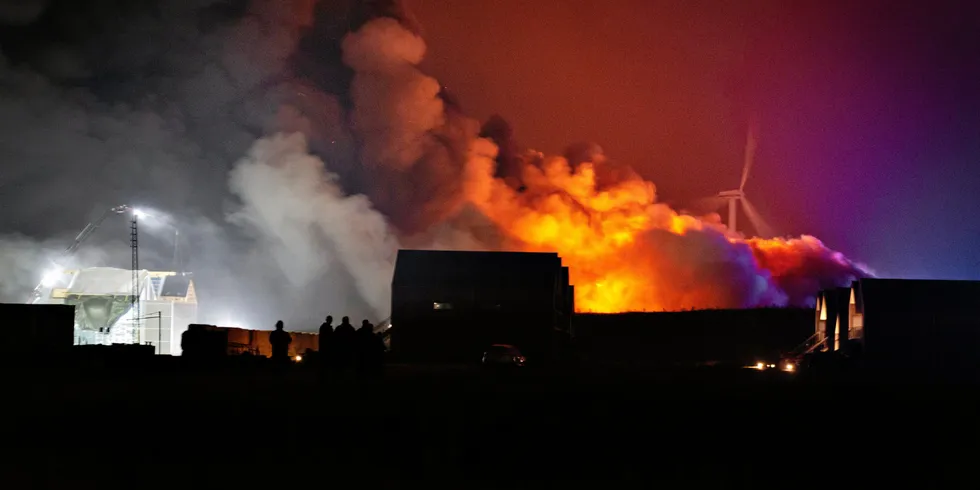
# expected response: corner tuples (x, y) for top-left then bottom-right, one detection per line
(715, 120), (775, 238)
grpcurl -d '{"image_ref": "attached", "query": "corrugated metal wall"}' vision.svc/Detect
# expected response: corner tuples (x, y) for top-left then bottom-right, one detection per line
(218, 326), (319, 357)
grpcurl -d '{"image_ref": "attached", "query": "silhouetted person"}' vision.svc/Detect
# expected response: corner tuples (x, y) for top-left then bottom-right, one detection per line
(356, 319), (385, 376)
(333, 316), (356, 370)
(319, 315), (334, 369)
(269, 320), (292, 365)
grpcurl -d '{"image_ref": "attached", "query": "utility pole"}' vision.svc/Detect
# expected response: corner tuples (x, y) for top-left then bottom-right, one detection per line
(131, 212), (140, 344)
(157, 311), (162, 354)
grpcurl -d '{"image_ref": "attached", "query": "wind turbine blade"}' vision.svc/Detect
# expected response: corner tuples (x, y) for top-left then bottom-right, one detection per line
(739, 119), (758, 192)
(740, 197), (775, 238)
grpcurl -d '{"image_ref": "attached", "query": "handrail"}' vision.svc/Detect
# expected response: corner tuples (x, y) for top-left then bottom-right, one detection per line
(790, 331), (823, 356)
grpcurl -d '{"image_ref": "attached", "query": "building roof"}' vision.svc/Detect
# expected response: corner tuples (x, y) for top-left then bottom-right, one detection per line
(66, 267), (153, 297)
(857, 278), (980, 312)
(160, 275), (192, 297)
(392, 249), (562, 288)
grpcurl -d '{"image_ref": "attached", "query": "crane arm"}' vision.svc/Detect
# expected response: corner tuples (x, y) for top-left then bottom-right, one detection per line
(61, 205), (129, 258)
(28, 204), (130, 302)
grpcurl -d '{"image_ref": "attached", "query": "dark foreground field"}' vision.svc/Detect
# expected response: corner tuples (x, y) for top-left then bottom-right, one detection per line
(3, 363), (978, 488)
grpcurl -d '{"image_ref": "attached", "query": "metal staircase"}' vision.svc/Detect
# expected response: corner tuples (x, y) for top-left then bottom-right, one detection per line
(790, 331), (825, 358)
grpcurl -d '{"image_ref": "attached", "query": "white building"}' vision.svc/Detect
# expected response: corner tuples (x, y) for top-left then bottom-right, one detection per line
(34, 267), (198, 355)
(814, 279), (980, 370)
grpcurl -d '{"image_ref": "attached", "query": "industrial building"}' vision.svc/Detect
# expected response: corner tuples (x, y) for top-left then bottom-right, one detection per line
(389, 250), (573, 363)
(815, 279), (980, 373)
(0, 303), (75, 365)
(33, 267), (198, 355)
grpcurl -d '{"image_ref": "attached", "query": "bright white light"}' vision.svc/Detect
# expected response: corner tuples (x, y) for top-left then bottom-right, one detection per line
(783, 363), (796, 372)
(755, 362), (765, 370)
(41, 269), (61, 288)
(294, 355), (303, 362)
(222, 315), (248, 331)
(133, 208), (148, 219)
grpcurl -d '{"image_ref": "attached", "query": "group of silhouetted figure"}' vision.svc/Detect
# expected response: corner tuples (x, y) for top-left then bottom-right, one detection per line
(181, 315), (385, 376)
(269, 315), (385, 375)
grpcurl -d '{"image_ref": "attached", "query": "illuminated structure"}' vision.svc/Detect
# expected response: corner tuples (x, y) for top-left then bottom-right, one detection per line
(27, 204), (132, 304)
(390, 250), (573, 362)
(815, 279), (980, 371)
(33, 267), (198, 355)
(814, 285), (862, 353)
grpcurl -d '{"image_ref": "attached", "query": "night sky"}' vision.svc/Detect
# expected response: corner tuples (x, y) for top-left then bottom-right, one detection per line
(0, 0), (977, 323)
(409, 0), (980, 279)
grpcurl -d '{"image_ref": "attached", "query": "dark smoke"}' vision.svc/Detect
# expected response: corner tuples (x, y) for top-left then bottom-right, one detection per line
(479, 114), (523, 188)
(0, 0), (870, 327)
(0, 0), (406, 329)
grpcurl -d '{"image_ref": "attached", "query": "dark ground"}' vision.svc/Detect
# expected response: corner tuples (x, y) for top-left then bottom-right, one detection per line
(3, 361), (978, 488)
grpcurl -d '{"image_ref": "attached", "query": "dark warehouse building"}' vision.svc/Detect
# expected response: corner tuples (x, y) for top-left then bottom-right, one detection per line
(0, 303), (74, 365)
(389, 250), (574, 363)
(816, 278), (980, 375)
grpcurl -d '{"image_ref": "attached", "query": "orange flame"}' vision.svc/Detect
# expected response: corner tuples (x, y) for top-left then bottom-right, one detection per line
(472, 153), (864, 312)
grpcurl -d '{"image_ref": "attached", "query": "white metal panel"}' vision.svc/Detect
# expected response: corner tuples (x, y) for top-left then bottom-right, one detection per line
(67, 267), (156, 299)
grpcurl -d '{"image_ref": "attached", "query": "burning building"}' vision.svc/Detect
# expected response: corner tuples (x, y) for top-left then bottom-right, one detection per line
(33, 267), (198, 355)
(389, 249), (573, 363)
(815, 279), (980, 373)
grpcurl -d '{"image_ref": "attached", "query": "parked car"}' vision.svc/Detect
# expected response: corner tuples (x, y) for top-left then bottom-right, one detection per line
(482, 344), (526, 368)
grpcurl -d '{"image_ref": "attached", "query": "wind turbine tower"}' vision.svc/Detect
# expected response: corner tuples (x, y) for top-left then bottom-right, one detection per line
(716, 120), (774, 238)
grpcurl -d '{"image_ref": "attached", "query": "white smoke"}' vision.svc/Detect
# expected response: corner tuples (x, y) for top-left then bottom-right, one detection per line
(228, 133), (399, 319)
(219, 17), (504, 322)
(0, 234), (132, 303)
(0, 0), (341, 327)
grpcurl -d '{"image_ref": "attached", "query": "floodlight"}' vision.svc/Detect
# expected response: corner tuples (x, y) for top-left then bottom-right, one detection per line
(41, 268), (62, 288)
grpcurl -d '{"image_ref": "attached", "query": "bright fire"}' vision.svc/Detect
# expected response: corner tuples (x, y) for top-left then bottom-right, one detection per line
(331, 17), (867, 315)
(471, 152), (866, 313)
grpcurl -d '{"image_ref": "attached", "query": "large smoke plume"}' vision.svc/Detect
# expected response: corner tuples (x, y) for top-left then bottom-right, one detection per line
(228, 132), (397, 318)
(0, 0), (357, 328)
(0, 0), (868, 329)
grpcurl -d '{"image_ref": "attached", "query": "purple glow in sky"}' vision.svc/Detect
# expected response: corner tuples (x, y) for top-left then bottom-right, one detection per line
(409, 0), (980, 279)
